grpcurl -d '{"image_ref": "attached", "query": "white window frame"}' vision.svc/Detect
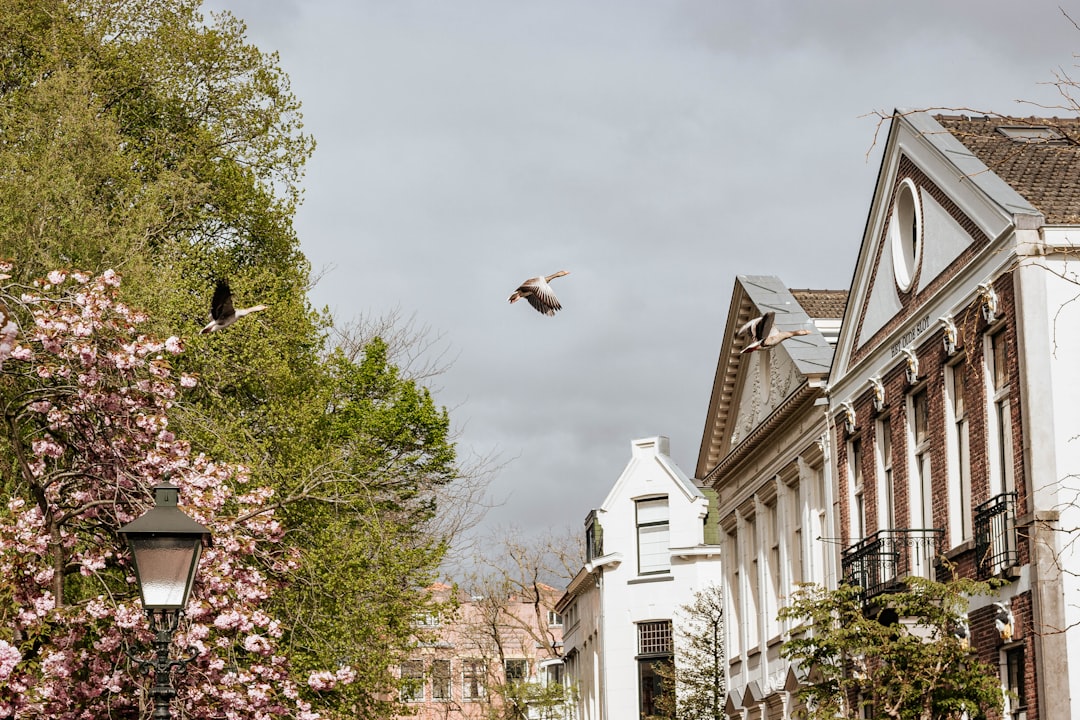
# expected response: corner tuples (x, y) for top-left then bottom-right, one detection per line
(848, 439), (866, 540)
(636, 497), (670, 575)
(876, 418), (895, 532)
(431, 658), (452, 702)
(400, 659), (425, 702)
(985, 331), (1015, 498)
(462, 659), (485, 701)
(945, 359), (973, 546)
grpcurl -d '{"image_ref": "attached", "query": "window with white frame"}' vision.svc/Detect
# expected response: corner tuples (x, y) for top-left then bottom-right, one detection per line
(726, 530), (742, 657)
(1004, 645), (1026, 719)
(636, 497), (670, 575)
(746, 514), (760, 650)
(432, 659), (451, 701)
(849, 439), (866, 539)
(505, 658), (528, 683)
(910, 389), (933, 529)
(462, 659), (485, 701)
(876, 419), (895, 531)
(547, 610), (563, 627)
(764, 496), (780, 639)
(400, 660), (424, 702)
(543, 660), (564, 687)
(947, 361), (973, 546)
(810, 461), (829, 584)
(786, 479), (803, 586)
(987, 331), (1015, 498)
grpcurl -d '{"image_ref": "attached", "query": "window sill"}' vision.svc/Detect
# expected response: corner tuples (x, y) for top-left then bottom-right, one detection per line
(943, 539), (974, 561)
(628, 574), (674, 585)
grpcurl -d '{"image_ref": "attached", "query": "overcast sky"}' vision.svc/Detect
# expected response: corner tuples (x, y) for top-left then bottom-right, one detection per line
(203, 0), (1079, 544)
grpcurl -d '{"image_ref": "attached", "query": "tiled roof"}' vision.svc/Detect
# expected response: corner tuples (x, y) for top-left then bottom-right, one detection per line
(789, 289), (848, 319)
(935, 114), (1080, 223)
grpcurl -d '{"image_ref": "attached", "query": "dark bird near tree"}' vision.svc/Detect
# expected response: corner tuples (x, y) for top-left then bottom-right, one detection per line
(200, 280), (267, 334)
(508, 270), (570, 316)
(738, 311), (811, 353)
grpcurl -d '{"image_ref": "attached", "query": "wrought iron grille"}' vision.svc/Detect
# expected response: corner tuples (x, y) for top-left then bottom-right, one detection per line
(974, 491), (1018, 578)
(841, 528), (944, 601)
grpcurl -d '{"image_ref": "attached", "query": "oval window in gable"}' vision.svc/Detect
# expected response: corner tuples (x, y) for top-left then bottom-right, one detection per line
(890, 178), (922, 293)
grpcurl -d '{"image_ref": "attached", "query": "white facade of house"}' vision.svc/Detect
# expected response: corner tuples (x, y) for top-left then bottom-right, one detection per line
(557, 436), (722, 720)
(696, 280), (845, 717)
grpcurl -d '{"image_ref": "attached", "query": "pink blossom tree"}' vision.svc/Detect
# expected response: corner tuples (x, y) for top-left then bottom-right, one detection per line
(0, 265), (346, 719)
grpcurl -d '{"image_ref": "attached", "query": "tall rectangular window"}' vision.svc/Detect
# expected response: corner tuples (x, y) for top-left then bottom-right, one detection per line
(910, 390), (932, 529)
(988, 332), (1015, 497)
(462, 659), (485, 701)
(637, 497), (670, 574)
(787, 482), (803, 586)
(764, 498), (780, 639)
(432, 659), (451, 701)
(948, 362), (973, 545)
(637, 621), (674, 719)
(727, 532), (741, 657)
(849, 440), (865, 539)
(1005, 646), (1026, 719)
(400, 660), (424, 702)
(877, 419), (895, 531)
(747, 515), (760, 649)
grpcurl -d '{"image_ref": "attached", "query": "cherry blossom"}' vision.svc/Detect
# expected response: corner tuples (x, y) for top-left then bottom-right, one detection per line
(0, 267), (344, 719)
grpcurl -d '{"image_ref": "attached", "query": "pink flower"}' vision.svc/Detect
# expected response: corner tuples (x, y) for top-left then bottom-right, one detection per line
(0, 640), (21, 680)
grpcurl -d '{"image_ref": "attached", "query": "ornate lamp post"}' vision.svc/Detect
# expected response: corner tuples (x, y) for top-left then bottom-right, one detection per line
(119, 481), (212, 720)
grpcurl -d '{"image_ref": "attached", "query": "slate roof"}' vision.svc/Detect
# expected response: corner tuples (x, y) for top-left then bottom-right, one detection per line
(935, 114), (1080, 223)
(738, 277), (837, 378)
(696, 277), (844, 478)
(789, 289), (848, 319)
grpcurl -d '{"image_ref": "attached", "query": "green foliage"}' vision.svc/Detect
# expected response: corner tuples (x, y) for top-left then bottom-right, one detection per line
(654, 584), (725, 720)
(501, 679), (576, 720)
(0, 1), (467, 718)
(779, 576), (1004, 720)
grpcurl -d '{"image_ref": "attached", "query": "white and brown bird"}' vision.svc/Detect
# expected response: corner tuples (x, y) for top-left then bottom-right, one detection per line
(738, 311), (811, 353)
(994, 601), (1015, 642)
(508, 270), (570, 316)
(200, 280), (267, 334)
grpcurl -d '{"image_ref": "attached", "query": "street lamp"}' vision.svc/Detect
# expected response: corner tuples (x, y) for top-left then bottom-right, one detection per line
(119, 481), (212, 720)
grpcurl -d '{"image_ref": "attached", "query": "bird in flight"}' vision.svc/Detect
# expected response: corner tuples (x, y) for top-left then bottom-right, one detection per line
(508, 270), (570, 316)
(738, 311), (810, 353)
(200, 280), (267, 334)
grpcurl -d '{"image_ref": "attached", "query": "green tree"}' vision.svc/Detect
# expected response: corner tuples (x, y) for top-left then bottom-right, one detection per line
(778, 577), (1004, 720)
(0, 2), (484, 717)
(654, 584), (725, 720)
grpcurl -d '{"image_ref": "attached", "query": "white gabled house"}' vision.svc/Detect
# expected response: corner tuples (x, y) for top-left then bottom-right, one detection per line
(556, 436), (722, 720)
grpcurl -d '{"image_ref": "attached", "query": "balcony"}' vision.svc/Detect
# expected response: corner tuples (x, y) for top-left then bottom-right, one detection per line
(974, 491), (1019, 578)
(842, 528), (945, 601)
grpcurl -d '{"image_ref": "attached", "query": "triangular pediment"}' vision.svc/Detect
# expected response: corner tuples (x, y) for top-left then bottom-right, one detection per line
(696, 277), (840, 479)
(832, 110), (1041, 380)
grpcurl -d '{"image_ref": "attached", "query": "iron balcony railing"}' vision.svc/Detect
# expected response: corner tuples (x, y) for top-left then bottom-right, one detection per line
(974, 491), (1018, 578)
(841, 528), (945, 601)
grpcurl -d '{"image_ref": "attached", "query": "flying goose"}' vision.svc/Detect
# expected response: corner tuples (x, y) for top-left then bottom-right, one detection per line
(738, 311), (811, 353)
(200, 280), (267, 334)
(508, 270), (570, 316)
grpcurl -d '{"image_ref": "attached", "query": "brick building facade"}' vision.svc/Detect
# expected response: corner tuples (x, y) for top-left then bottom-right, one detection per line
(826, 110), (1080, 720)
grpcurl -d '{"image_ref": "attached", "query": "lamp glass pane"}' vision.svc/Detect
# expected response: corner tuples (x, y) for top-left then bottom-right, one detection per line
(130, 535), (201, 608)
